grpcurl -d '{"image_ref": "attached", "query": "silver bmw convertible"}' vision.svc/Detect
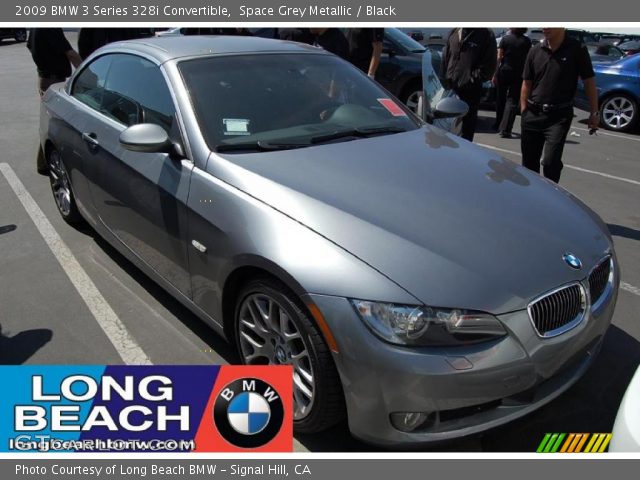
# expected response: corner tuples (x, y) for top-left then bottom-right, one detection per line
(40, 36), (618, 447)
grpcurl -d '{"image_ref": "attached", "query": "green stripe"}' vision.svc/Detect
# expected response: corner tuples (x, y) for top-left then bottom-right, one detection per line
(537, 433), (552, 453)
(550, 433), (566, 453)
(543, 433), (559, 453)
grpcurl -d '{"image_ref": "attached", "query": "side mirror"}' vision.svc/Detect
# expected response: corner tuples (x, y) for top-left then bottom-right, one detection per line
(120, 123), (171, 153)
(433, 97), (469, 119)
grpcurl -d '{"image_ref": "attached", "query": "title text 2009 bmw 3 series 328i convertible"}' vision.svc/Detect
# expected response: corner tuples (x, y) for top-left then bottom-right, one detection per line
(40, 36), (619, 448)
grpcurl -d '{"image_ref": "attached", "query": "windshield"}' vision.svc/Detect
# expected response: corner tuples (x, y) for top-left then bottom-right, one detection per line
(386, 28), (427, 52)
(179, 53), (420, 152)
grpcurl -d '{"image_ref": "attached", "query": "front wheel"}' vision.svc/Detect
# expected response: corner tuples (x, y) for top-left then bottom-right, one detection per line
(47, 147), (83, 224)
(234, 277), (345, 433)
(600, 94), (638, 132)
(13, 29), (27, 42)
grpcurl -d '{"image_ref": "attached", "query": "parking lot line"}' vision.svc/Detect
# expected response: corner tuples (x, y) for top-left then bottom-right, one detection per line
(571, 125), (640, 143)
(0, 163), (152, 365)
(477, 143), (640, 187)
(621, 282), (640, 297)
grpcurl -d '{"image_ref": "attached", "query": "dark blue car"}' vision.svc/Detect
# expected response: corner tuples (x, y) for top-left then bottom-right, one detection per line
(576, 54), (640, 132)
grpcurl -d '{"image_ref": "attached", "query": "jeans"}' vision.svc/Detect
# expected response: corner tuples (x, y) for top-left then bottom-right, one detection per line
(520, 107), (573, 183)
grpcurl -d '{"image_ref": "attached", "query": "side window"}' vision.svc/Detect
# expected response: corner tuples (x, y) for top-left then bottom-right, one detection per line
(71, 55), (112, 111)
(102, 54), (176, 132)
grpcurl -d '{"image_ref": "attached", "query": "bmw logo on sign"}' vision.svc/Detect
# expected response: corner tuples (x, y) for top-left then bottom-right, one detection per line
(214, 378), (284, 448)
(563, 253), (583, 270)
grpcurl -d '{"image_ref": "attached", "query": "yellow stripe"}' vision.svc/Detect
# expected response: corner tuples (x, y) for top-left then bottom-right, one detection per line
(576, 433), (590, 453)
(560, 433), (576, 453)
(598, 434), (613, 453)
(591, 434), (606, 453)
(584, 433), (599, 453)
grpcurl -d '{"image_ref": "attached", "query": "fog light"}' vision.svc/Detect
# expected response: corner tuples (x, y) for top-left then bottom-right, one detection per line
(390, 412), (436, 433)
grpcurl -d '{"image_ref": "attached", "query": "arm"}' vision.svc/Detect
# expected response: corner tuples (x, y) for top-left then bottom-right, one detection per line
(493, 48), (504, 85)
(583, 77), (599, 129)
(65, 49), (82, 69)
(368, 40), (383, 78)
(520, 80), (532, 112)
(577, 46), (598, 130)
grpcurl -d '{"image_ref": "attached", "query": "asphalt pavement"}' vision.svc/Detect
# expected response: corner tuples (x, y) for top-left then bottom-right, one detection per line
(1, 33), (639, 452)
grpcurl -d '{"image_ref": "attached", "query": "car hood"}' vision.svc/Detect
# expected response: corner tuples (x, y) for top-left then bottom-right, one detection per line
(211, 126), (612, 314)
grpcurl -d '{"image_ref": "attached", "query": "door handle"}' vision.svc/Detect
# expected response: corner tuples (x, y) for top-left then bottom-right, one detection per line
(82, 132), (99, 147)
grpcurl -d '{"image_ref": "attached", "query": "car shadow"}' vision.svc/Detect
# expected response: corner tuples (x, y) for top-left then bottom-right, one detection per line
(0, 40), (20, 47)
(0, 325), (53, 364)
(480, 324), (640, 452)
(296, 324), (640, 452)
(608, 223), (640, 242)
(71, 222), (239, 364)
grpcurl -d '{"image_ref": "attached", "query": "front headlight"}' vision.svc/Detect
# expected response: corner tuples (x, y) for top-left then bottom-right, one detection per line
(351, 300), (507, 347)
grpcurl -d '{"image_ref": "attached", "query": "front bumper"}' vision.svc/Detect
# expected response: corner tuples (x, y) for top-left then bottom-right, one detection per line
(306, 260), (618, 448)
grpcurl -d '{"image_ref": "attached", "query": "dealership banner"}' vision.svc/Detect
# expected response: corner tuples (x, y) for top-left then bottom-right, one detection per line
(1, 459), (640, 480)
(0, 366), (292, 453)
(4, 0), (640, 22)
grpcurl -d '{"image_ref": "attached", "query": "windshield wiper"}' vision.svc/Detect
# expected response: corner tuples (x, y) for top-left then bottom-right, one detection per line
(310, 126), (407, 145)
(215, 140), (310, 153)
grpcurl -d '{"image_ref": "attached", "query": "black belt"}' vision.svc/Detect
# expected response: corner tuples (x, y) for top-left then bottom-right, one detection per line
(527, 100), (573, 113)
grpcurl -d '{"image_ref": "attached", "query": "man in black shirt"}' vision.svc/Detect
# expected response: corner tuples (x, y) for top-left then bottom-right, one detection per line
(279, 28), (314, 44)
(493, 28), (531, 137)
(27, 28), (82, 97)
(441, 28), (497, 141)
(28, 28), (82, 174)
(309, 28), (349, 60)
(346, 28), (384, 78)
(520, 28), (599, 183)
(78, 28), (147, 60)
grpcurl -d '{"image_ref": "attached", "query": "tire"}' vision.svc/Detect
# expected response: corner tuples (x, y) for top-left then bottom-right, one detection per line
(13, 29), (27, 43)
(234, 276), (346, 433)
(400, 80), (423, 115)
(47, 147), (83, 224)
(600, 94), (638, 132)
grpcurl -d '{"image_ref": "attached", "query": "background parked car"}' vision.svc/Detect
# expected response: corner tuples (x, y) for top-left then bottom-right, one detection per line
(369, 28), (429, 114)
(595, 34), (640, 47)
(575, 54), (640, 132)
(586, 43), (625, 63)
(609, 365), (640, 452)
(618, 40), (640, 56)
(0, 28), (27, 43)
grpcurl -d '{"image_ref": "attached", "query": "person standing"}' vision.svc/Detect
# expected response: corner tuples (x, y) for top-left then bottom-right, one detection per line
(346, 28), (384, 79)
(520, 28), (599, 183)
(441, 28), (497, 141)
(493, 28), (531, 137)
(77, 28), (145, 60)
(27, 28), (81, 97)
(27, 28), (82, 175)
(309, 28), (349, 60)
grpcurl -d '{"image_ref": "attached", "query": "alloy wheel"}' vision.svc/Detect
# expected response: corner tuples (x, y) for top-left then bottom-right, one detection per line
(48, 150), (73, 217)
(237, 293), (315, 420)
(405, 90), (422, 114)
(14, 30), (27, 42)
(602, 96), (636, 131)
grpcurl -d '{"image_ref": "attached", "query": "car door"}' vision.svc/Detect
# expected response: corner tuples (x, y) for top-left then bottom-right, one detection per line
(80, 53), (193, 297)
(375, 36), (405, 93)
(422, 49), (463, 134)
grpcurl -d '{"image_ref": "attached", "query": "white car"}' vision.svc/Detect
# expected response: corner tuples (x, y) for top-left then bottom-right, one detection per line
(610, 366), (640, 451)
